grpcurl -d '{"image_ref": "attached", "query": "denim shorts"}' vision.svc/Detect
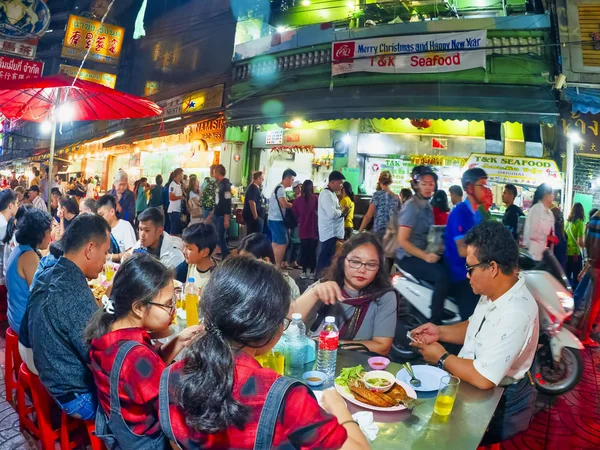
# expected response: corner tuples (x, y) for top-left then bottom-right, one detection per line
(268, 220), (289, 245)
(55, 392), (97, 421)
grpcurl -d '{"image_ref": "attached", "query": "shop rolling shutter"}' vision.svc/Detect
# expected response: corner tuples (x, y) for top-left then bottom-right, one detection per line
(579, 4), (600, 67)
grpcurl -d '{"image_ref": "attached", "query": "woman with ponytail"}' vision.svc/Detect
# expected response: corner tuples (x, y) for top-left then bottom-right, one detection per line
(85, 253), (199, 448)
(163, 256), (368, 450)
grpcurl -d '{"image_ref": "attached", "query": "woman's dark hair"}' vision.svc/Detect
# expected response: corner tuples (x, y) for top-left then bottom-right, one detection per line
(532, 183), (553, 205)
(590, 208), (599, 221)
(400, 188), (413, 202)
(551, 206), (566, 240)
(15, 208), (52, 249)
(3, 205), (31, 245)
(238, 233), (276, 263)
(464, 221), (518, 275)
(133, 177), (148, 202)
(176, 256), (291, 433)
(323, 232), (391, 295)
(568, 202), (585, 223)
(302, 179), (314, 200)
(59, 196), (79, 215)
(84, 253), (173, 344)
(431, 190), (450, 213)
(342, 181), (355, 202)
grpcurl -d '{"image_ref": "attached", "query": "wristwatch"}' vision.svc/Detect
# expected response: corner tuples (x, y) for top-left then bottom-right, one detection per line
(436, 352), (451, 370)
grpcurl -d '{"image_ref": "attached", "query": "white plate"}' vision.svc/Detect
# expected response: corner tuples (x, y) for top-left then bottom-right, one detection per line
(334, 380), (417, 412)
(396, 365), (448, 392)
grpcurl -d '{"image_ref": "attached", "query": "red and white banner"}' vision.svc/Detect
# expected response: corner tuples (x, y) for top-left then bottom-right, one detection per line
(332, 30), (487, 76)
(0, 56), (43, 81)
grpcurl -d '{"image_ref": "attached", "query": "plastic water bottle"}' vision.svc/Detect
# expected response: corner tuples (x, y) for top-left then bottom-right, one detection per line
(316, 316), (339, 380)
(185, 279), (199, 326)
(286, 313), (307, 368)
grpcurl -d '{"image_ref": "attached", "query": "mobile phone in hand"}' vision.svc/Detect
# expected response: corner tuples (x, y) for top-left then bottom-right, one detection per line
(406, 331), (418, 343)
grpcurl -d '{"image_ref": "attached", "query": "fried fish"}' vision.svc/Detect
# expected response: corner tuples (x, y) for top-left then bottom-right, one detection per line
(348, 380), (396, 408)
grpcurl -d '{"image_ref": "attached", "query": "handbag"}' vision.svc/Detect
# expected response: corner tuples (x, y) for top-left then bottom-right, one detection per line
(566, 222), (584, 262)
(276, 186), (298, 229)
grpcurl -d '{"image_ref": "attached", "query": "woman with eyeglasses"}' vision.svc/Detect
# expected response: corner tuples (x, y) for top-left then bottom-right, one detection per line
(84, 253), (199, 449)
(293, 233), (400, 356)
(163, 256), (368, 449)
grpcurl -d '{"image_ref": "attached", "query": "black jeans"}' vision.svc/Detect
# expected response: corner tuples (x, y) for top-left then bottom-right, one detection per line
(300, 238), (318, 274)
(396, 256), (450, 324)
(316, 237), (338, 277)
(566, 254), (583, 291)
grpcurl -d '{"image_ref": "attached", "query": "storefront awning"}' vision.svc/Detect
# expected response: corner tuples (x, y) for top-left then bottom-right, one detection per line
(564, 87), (600, 115)
(104, 115), (206, 147)
(227, 84), (558, 125)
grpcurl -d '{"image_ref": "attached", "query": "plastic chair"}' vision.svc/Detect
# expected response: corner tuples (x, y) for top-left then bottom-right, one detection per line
(5, 327), (23, 404)
(61, 413), (106, 450)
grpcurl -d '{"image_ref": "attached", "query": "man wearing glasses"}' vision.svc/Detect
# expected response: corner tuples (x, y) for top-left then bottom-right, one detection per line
(444, 168), (492, 320)
(412, 221), (539, 445)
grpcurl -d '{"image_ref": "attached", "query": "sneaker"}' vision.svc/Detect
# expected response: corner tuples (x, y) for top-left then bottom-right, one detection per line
(300, 272), (308, 279)
(580, 337), (599, 348)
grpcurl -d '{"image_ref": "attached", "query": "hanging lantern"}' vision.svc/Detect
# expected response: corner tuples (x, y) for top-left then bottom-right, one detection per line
(410, 118), (432, 130)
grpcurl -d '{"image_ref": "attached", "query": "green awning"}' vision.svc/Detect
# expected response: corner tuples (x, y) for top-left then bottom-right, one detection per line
(227, 84), (558, 125)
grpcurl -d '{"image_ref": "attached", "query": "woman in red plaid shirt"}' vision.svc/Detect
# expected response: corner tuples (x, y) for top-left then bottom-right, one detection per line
(85, 253), (200, 449)
(162, 256), (369, 449)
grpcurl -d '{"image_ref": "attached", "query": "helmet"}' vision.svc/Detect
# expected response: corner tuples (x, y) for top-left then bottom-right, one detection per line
(410, 165), (438, 193)
(461, 168), (488, 190)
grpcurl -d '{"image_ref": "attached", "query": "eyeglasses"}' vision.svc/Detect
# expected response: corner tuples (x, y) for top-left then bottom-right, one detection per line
(465, 261), (491, 276)
(148, 300), (177, 315)
(346, 259), (380, 271)
(474, 183), (491, 190)
(283, 317), (291, 331)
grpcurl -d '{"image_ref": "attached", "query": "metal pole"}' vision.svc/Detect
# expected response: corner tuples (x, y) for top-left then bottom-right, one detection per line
(564, 139), (574, 216)
(47, 114), (56, 214)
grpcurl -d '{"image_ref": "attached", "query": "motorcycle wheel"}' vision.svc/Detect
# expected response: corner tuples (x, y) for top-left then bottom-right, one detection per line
(532, 345), (583, 395)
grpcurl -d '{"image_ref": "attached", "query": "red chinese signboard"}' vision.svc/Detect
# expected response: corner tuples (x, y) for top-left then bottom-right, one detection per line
(0, 56), (43, 81)
(61, 15), (124, 65)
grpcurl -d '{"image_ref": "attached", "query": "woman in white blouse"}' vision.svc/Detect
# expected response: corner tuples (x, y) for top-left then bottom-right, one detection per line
(523, 183), (556, 261)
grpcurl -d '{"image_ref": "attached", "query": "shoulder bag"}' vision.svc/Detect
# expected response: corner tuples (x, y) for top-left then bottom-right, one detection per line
(276, 186), (298, 229)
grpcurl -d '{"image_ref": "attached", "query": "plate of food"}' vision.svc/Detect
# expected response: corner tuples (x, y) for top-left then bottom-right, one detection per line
(334, 365), (419, 412)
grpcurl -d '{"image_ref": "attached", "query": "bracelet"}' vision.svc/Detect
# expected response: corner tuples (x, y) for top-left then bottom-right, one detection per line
(340, 420), (360, 427)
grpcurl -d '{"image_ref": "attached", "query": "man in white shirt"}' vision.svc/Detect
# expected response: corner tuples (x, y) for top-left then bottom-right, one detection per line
(168, 168), (185, 237)
(29, 186), (47, 211)
(316, 171), (348, 276)
(411, 220), (539, 444)
(0, 190), (18, 321)
(268, 168), (296, 266)
(97, 194), (137, 262)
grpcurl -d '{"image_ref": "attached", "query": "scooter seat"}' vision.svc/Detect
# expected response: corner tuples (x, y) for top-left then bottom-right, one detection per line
(419, 279), (435, 290)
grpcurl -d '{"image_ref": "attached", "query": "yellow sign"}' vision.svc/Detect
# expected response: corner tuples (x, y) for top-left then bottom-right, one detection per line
(190, 117), (226, 144)
(59, 64), (116, 88)
(61, 14), (124, 65)
(181, 84), (224, 114)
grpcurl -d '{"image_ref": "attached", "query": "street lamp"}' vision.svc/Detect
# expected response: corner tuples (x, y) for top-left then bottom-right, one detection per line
(564, 132), (581, 215)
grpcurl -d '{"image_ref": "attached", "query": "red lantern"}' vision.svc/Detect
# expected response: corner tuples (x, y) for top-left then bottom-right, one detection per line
(410, 119), (432, 130)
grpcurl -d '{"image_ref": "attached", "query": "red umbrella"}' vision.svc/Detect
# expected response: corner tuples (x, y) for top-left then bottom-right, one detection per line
(0, 75), (163, 211)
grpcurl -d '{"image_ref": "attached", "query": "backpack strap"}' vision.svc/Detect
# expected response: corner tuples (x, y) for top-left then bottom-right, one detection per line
(253, 377), (307, 450)
(158, 366), (183, 450)
(108, 341), (142, 413)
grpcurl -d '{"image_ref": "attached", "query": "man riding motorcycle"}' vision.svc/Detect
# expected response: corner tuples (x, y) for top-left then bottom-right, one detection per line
(395, 166), (450, 325)
(445, 168), (492, 320)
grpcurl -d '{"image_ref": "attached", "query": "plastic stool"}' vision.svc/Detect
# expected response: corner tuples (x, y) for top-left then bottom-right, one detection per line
(61, 414), (106, 450)
(5, 327), (23, 404)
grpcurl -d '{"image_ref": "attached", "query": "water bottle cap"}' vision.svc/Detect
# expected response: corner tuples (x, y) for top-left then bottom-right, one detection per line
(188, 278), (195, 283)
(291, 313), (302, 321)
(325, 316), (335, 323)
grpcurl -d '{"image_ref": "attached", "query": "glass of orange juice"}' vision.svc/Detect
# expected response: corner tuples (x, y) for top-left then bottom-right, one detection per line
(104, 254), (114, 281)
(434, 375), (460, 416)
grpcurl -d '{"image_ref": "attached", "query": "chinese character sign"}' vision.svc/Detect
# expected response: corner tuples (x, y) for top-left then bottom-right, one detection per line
(59, 64), (116, 89)
(0, 56), (43, 81)
(0, 38), (36, 59)
(561, 110), (600, 156)
(61, 15), (124, 65)
(332, 30), (487, 76)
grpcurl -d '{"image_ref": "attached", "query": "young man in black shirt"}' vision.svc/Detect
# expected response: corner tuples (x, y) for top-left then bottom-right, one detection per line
(502, 184), (524, 241)
(243, 171), (265, 235)
(213, 164), (232, 258)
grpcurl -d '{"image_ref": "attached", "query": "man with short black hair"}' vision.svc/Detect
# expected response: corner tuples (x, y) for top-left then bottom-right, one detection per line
(412, 221), (539, 445)
(27, 214), (111, 420)
(449, 185), (463, 206)
(213, 164), (232, 258)
(502, 183), (524, 241)
(243, 171), (265, 235)
(29, 185), (46, 211)
(97, 194), (136, 261)
(316, 170), (347, 275)
(268, 168), (297, 266)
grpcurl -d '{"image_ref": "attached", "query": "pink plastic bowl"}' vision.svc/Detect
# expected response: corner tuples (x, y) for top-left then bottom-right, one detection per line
(367, 356), (391, 370)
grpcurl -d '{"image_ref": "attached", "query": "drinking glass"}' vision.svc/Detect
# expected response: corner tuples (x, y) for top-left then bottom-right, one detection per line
(104, 254), (114, 281)
(433, 375), (460, 416)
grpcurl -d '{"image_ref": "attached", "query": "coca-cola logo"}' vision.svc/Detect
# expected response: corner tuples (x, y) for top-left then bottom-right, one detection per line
(333, 42), (355, 61)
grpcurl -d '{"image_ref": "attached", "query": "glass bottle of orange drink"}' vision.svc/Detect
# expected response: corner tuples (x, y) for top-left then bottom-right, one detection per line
(184, 278), (199, 326)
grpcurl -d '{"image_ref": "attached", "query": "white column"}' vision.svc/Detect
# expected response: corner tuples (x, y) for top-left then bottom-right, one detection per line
(564, 139), (575, 216)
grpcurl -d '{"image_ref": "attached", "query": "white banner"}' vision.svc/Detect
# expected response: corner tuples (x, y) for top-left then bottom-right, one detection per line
(332, 30), (487, 76)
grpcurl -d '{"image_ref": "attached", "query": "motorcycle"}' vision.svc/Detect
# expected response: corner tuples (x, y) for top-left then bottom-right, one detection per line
(391, 249), (584, 395)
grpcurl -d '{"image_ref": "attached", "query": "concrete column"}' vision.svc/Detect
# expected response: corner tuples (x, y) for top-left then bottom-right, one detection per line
(347, 119), (360, 169)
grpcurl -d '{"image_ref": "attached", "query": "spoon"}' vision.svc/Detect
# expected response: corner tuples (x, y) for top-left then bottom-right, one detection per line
(404, 362), (422, 388)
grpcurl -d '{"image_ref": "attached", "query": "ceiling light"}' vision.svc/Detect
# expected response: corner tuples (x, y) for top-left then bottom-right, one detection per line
(290, 118), (302, 128)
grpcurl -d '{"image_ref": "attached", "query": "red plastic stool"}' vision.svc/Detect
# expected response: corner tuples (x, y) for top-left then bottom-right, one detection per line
(61, 414), (106, 450)
(5, 327), (23, 404)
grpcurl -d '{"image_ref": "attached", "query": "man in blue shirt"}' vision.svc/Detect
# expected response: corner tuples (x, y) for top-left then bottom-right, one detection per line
(445, 168), (490, 320)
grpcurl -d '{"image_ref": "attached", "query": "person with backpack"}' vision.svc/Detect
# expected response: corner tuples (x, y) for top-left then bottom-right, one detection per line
(160, 256), (368, 450)
(268, 169), (297, 267)
(85, 253), (199, 448)
(201, 165), (218, 224)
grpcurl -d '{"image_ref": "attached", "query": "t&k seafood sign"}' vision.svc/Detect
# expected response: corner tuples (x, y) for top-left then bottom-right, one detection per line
(332, 30), (486, 76)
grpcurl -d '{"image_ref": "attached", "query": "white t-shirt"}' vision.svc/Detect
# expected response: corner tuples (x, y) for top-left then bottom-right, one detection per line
(111, 219), (137, 253)
(458, 277), (539, 386)
(268, 184), (286, 222)
(168, 181), (183, 213)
